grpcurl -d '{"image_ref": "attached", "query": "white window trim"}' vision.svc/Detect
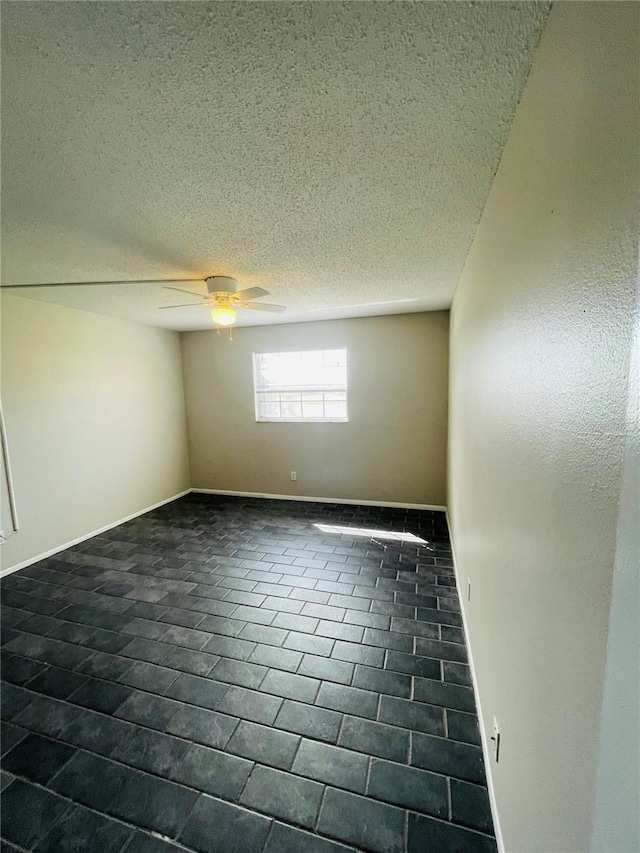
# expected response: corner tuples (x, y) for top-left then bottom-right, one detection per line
(252, 350), (348, 423)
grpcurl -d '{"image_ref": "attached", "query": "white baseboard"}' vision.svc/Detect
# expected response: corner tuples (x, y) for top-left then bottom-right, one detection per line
(446, 510), (505, 853)
(0, 489), (191, 578)
(191, 488), (446, 512)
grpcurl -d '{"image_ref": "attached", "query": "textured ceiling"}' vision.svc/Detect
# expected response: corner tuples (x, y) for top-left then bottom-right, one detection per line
(1, 1), (548, 330)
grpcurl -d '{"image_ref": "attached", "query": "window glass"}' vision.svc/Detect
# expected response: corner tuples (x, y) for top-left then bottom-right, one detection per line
(253, 349), (348, 422)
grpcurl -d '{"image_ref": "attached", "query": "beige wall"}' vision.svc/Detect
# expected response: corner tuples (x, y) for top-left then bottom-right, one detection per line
(182, 312), (448, 506)
(590, 267), (640, 853)
(0, 295), (190, 570)
(447, 4), (639, 853)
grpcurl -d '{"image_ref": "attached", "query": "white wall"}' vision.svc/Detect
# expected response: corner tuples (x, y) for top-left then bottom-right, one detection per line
(447, 4), (639, 852)
(182, 312), (449, 506)
(0, 295), (190, 570)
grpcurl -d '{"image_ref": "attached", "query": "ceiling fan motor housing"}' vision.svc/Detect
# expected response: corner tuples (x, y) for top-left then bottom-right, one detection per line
(205, 276), (238, 294)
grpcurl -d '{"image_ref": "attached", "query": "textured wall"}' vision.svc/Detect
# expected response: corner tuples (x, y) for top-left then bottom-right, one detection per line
(447, 4), (639, 852)
(0, 295), (190, 569)
(590, 268), (640, 852)
(182, 313), (448, 506)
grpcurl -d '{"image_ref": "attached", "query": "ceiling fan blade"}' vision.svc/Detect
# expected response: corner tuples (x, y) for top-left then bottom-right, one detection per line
(0, 278), (205, 289)
(240, 301), (286, 313)
(162, 286), (207, 298)
(231, 287), (270, 301)
(158, 302), (210, 310)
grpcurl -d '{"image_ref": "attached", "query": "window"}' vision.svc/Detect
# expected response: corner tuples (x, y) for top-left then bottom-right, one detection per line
(253, 349), (348, 422)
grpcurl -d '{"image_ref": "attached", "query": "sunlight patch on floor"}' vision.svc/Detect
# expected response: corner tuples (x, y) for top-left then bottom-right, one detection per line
(313, 523), (427, 544)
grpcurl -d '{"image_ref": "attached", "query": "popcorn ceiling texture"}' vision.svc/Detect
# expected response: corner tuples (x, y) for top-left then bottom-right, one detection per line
(1, 2), (549, 330)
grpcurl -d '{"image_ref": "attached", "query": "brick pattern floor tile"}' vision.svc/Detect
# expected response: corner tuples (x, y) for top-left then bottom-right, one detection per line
(1, 494), (496, 852)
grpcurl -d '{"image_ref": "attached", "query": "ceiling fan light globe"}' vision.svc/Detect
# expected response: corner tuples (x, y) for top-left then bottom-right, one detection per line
(211, 306), (236, 327)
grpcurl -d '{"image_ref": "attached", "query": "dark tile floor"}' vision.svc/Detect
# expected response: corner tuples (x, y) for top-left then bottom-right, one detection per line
(0, 494), (496, 853)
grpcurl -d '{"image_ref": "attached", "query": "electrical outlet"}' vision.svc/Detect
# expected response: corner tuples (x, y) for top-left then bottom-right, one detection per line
(467, 578), (471, 602)
(490, 717), (501, 762)
(290, 471), (297, 481)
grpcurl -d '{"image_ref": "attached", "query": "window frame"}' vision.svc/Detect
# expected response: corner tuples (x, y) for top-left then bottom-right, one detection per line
(252, 349), (348, 424)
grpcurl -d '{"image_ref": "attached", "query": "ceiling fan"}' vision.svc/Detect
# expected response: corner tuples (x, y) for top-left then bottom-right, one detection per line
(1, 274), (285, 329)
(159, 276), (285, 328)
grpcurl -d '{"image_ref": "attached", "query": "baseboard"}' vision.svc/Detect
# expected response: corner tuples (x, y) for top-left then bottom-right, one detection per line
(0, 489), (192, 578)
(446, 510), (505, 853)
(191, 488), (447, 512)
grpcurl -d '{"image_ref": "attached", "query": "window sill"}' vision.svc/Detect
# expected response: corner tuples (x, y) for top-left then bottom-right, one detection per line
(255, 418), (349, 424)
